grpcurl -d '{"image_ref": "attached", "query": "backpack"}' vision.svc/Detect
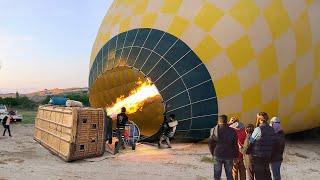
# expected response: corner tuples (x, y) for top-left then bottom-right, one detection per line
(2, 116), (8, 125)
(208, 126), (219, 156)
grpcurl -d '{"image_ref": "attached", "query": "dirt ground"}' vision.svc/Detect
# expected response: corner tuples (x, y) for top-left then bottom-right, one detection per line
(0, 124), (319, 180)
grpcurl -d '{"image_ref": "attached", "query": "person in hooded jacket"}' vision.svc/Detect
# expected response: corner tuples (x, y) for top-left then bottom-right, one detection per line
(229, 117), (246, 180)
(270, 117), (285, 180)
(240, 124), (255, 180)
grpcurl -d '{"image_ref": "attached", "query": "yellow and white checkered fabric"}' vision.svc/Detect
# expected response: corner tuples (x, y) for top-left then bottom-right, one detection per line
(90, 0), (320, 133)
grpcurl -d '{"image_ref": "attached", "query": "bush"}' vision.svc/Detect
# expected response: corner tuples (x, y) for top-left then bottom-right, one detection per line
(0, 96), (38, 110)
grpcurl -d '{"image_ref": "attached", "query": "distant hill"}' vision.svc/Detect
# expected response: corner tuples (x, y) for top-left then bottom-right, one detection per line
(0, 87), (88, 102)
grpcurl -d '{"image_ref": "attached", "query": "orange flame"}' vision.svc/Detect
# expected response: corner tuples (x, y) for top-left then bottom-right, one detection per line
(106, 79), (159, 118)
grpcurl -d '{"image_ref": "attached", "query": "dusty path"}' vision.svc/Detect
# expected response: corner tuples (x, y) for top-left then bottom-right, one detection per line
(0, 124), (319, 180)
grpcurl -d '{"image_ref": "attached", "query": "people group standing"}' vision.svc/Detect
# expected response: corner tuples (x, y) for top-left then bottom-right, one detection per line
(209, 112), (286, 180)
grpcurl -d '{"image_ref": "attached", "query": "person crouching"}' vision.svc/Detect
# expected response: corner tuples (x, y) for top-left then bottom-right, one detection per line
(158, 114), (178, 148)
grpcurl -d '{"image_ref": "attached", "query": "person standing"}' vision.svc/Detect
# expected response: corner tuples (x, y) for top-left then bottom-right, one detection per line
(249, 112), (275, 180)
(209, 115), (238, 180)
(103, 109), (113, 145)
(2, 114), (12, 137)
(240, 124), (255, 180)
(229, 117), (246, 180)
(115, 107), (128, 153)
(158, 114), (178, 148)
(270, 117), (285, 180)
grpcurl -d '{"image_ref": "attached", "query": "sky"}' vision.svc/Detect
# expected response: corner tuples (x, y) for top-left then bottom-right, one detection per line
(0, 0), (112, 94)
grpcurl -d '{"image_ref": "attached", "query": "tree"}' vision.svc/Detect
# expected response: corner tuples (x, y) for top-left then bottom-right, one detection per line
(16, 91), (20, 99)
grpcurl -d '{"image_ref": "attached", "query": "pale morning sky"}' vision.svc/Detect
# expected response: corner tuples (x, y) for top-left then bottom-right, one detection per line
(0, 0), (112, 94)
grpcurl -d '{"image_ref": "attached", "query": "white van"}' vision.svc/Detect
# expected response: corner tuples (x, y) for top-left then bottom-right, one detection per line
(0, 104), (23, 122)
(0, 104), (8, 120)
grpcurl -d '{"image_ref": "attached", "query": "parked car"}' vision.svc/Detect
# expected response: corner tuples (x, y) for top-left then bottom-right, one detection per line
(0, 104), (23, 122)
(0, 104), (7, 121)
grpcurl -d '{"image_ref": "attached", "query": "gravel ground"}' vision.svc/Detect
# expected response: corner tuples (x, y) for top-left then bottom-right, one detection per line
(0, 124), (319, 180)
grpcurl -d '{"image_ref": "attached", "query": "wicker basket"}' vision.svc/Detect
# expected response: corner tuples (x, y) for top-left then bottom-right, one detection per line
(34, 105), (105, 162)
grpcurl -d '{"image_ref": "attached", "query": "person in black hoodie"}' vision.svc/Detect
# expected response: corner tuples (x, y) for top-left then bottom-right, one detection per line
(209, 115), (238, 180)
(115, 107), (128, 153)
(270, 117), (285, 180)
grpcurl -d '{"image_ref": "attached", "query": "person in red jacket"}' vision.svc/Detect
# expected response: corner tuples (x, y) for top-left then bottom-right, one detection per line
(229, 117), (246, 180)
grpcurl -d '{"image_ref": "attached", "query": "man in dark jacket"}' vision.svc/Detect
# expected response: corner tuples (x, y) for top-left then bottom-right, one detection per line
(209, 115), (238, 180)
(270, 117), (285, 180)
(115, 107), (128, 153)
(117, 107), (128, 129)
(249, 112), (275, 180)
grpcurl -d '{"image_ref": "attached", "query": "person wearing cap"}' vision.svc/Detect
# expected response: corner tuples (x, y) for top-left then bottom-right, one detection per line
(249, 112), (275, 180)
(240, 124), (255, 180)
(229, 117), (246, 180)
(270, 117), (285, 180)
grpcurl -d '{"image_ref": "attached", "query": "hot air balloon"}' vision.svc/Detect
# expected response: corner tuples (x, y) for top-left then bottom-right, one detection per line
(89, 0), (320, 141)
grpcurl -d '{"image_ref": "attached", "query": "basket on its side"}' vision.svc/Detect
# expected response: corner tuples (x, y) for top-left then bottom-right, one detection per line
(34, 105), (105, 162)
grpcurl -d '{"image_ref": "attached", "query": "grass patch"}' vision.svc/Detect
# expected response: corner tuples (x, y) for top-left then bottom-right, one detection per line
(16, 109), (37, 124)
(201, 156), (213, 163)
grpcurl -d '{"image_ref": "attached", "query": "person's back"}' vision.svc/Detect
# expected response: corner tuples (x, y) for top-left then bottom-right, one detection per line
(271, 130), (285, 160)
(115, 107), (128, 153)
(117, 112), (128, 129)
(270, 117), (285, 180)
(2, 114), (12, 137)
(250, 112), (275, 180)
(252, 123), (275, 158)
(229, 120), (246, 158)
(104, 110), (113, 144)
(214, 124), (238, 159)
(211, 115), (238, 180)
(240, 124), (255, 180)
(229, 119), (246, 180)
